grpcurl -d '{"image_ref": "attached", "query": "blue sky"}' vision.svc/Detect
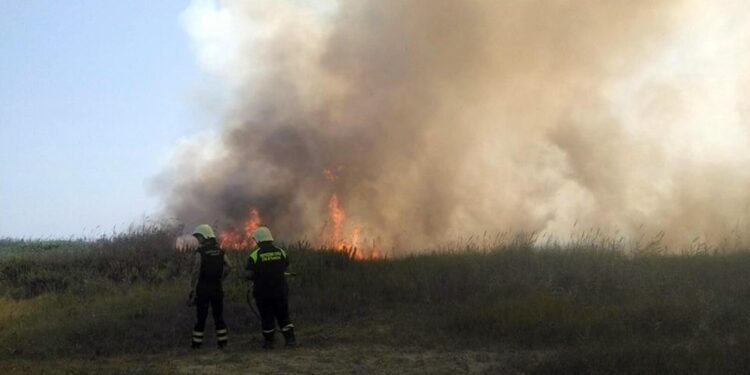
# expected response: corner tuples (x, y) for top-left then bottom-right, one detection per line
(0, 1), (204, 237)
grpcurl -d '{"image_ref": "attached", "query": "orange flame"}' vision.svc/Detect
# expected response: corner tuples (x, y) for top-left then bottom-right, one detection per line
(350, 226), (361, 249)
(218, 208), (263, 250)
(322, 193), (381, 259)
(328, 193), (346, 248)
(244, 208), (262, 238)
(213, 187), (383, 259)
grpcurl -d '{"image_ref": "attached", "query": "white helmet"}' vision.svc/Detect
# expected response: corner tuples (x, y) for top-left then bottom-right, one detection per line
(252, 226), (274, 243)
(192, 224), (216, 239)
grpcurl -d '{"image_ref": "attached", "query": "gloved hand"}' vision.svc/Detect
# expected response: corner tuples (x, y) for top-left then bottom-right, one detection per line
(186, 290), (196, 307)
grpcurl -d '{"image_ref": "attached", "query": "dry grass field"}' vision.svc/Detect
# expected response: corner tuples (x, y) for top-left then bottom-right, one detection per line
(2, 227), (750, 374)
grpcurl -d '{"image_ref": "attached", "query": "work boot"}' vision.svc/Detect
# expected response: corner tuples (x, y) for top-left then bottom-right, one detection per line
(218, 340), (227, 350)
(282, 327), (296, 347)
(262, 331), (275, 350)
(191, 341), (201, 350)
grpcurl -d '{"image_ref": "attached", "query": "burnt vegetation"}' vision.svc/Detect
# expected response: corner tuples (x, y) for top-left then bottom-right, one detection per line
(2, 227), (750, 373)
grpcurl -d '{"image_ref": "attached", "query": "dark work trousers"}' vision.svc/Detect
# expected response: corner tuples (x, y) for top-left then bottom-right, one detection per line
(255, 294), (292, 334)
(192, 284), (228, 346)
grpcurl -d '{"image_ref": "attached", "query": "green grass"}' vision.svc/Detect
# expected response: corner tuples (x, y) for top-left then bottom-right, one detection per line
(0, 239), (89, 258)
(2, 227), (750, 373)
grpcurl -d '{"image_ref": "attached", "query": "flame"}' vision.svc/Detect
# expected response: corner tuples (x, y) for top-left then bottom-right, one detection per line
(213, 181), (382, 259)
(218, 208), (262, 250)
(218, 230), (244, 250)
(244, 208), (262, 238)
(328, 193), (346, 248)
(322, 193), (381, 259)
(350, 226), (361, 249)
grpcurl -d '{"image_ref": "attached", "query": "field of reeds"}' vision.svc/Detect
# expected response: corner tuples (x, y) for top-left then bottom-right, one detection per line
(2, 226), (750, 374)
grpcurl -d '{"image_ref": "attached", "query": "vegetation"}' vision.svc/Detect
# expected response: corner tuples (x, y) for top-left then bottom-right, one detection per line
(2, 227), (750, 373)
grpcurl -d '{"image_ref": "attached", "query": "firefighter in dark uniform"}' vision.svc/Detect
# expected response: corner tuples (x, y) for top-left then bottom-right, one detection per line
(246, 226), (295, 348)
(189, 224), (232, 349)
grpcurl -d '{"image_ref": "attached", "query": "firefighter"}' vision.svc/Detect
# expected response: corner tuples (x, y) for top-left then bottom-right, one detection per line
(246, 226), (295, 348)
(189, 224), (232, 349)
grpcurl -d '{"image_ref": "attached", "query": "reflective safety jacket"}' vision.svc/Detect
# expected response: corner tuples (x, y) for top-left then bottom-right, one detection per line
(197, 240), (225, 288)
(246, 241), (289, 297)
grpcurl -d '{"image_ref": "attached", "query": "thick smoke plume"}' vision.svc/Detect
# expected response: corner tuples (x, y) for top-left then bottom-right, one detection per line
(159, 0), (750, 252)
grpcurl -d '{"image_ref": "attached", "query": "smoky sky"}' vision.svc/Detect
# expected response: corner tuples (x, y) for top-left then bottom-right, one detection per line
(158, 0), (750, 251)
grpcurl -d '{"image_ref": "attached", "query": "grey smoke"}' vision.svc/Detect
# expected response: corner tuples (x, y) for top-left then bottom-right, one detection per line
(157, 0), (750, 251)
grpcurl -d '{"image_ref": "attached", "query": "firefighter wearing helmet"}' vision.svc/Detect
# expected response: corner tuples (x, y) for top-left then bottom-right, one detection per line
(246, 226), (296, 348)
(189, 224), (232, 349)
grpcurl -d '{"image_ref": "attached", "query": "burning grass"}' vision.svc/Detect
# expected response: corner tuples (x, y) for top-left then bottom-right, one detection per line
(2, 227), (750, 373)
(215, 192), (384, 259)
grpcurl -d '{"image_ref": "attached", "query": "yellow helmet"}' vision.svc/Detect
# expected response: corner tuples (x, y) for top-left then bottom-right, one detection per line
(252, 226), (274, 242)
(192, 224), (216, 239)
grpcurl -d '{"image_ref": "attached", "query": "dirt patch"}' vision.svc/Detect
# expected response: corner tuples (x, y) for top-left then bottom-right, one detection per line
(169, 342), (545, 375)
